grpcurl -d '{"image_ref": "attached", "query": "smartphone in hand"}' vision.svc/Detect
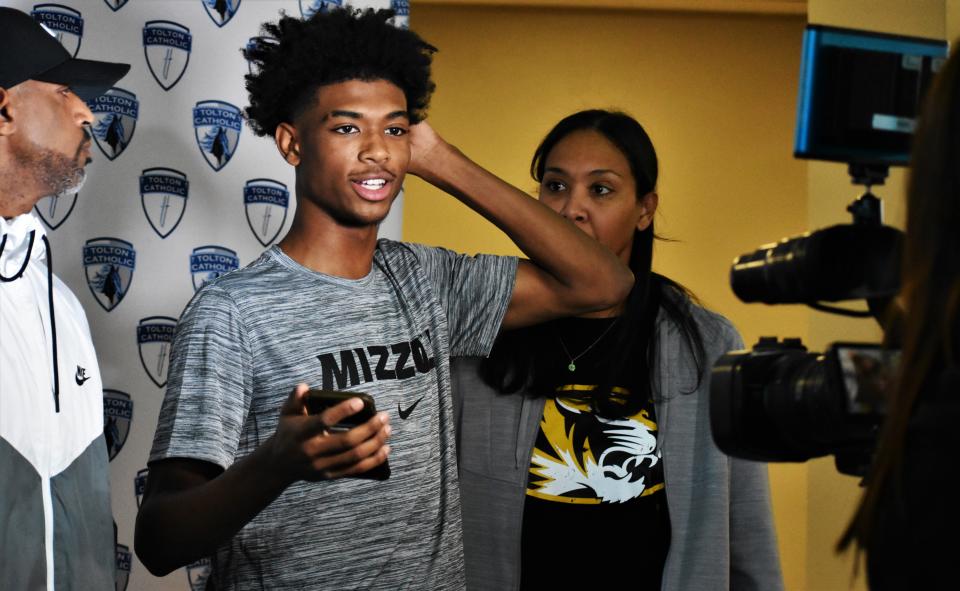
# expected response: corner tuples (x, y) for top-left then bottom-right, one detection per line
(304, 390), (390, 480)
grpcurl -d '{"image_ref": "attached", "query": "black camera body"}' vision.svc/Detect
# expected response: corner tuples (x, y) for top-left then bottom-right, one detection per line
(711, 338), (894, 476)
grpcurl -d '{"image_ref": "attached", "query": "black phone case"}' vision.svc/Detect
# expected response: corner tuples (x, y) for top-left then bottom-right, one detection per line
(304, 390), (390, 480)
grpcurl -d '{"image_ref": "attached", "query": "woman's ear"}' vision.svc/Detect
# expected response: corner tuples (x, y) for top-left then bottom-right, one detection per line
(636, 191), (659, 232)
(275, 122), (300, 166)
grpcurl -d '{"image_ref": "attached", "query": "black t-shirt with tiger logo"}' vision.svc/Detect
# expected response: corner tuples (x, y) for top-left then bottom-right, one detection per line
(520, 316), (670, 590)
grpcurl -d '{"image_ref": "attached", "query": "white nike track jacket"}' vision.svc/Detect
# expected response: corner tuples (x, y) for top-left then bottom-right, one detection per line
(0, 212), (114, 590)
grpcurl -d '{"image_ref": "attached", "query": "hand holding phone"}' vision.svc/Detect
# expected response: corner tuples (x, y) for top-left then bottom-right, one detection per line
(304, 389), (391, 480)
(269, 385), (391, 483)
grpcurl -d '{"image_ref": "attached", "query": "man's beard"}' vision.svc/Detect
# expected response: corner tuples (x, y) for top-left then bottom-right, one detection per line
(16, 133), (89, 200)
(33, 145), (88, 198)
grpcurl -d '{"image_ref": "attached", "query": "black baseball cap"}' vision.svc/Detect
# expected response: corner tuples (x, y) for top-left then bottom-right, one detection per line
(0, 7), (130, 101)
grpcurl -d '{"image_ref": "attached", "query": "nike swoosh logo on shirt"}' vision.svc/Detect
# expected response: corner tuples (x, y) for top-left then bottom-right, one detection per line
(398, 396), (424, 420)
(75, 365), (90, 386)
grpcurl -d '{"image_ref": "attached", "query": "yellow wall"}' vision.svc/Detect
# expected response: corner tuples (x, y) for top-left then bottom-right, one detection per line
(404, 5), (810, 589)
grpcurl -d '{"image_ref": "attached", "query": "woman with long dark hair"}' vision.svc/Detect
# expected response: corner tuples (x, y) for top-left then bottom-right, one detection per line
(453, 110), (783, 590)
(840, 42), (960, 589)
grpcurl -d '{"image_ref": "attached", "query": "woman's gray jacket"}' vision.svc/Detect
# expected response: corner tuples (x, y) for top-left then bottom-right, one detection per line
(451, 299), (784, 591)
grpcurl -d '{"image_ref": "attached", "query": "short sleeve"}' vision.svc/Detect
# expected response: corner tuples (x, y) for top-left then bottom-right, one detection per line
(404, 243), (517, 358)
(149, 285), (253, 470)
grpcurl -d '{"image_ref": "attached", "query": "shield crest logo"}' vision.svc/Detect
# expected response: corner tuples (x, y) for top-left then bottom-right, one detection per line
(193, 101), (242, 172)
(88, 88), (138, 161)
(244, 179), (289, 247)
(103, 0), (129, 12)
(103, 390), (133, 461)
(187, 557), (211, 591)
(115, 543), (131, 591)
(190, 246), (239, 292)
(137, 316), (177, 388)
(202, 0), (241, 28)
(135, 468), (149, 507)
(143, 20), (192, 91)
(391, 0), (410, 28)
(31, 4), (83, 57)
(245, 36), (275, 74)
(83, 238), (136, 312)
(140, 168), (188, 239)
(33, 193), (78, 231)
(299, 0), (342, 19)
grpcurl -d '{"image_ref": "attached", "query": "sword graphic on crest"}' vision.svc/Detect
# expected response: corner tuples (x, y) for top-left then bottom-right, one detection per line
(158, 194), (171, 227)
(156, 342), (168, 378)
(162, 48), (173, 80)
(261, 206), (272, 238)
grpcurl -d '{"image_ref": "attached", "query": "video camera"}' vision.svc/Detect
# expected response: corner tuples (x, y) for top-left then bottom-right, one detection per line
(709, 25), (947, 477)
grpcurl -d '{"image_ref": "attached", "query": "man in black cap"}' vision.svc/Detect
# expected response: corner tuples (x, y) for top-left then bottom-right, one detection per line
(0, 7), (130, 590)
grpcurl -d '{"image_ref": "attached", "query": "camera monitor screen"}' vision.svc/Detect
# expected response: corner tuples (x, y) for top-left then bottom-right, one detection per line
(794, 25), (948, 166)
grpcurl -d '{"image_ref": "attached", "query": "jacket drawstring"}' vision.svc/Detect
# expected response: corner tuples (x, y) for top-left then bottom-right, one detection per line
(42, 235), (60, 412)
(0, 229), (60, 412)
(0, 229), (36, 282)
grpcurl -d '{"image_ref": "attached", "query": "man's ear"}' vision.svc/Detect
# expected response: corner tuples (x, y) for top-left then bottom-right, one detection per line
(636, 191), (659, 232)
(0, 88), (15, 137)
(275, 122), (300, 166)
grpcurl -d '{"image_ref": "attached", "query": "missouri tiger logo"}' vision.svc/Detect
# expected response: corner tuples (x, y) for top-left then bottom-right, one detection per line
(527, 389), (662, 504)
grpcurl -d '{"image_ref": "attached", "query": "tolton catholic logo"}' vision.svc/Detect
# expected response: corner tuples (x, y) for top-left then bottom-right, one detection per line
(140, 168), (188, 239)
(31, 4), (83, 57)
(137, 316), (176, 388)
(244, 179), (289, 247)
(391, 0), (410, 28)
(103, 0), (128, 12)
(245, 36), (274, 74)
(202, 0), (241, 27)
(135, 468), (149, 507)
(88, 88), (138, 161)
(193, 101), (242, 171)
(299, 0), (342, 19)
(83, 238), (136, 312)
(143, 20), (192, 91)
(103, 389), (133, 461)
(34, 193), (77, 231)
(188, 557), (211, 591)
(190, 246), (239, 292)
(115, 543), (132, 591)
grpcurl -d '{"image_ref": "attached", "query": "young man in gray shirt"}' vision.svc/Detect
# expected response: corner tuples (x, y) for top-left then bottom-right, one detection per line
(135, 8), (633, 590)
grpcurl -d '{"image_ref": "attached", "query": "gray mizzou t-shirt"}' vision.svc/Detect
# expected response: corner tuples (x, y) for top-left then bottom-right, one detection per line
(150, 240), (517, 590)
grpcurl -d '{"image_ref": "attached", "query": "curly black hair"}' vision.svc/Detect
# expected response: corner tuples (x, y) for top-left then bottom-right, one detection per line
(243, 8), (436, 137)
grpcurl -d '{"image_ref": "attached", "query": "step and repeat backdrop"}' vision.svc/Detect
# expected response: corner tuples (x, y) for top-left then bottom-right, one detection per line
(3, 0), (409, 589)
